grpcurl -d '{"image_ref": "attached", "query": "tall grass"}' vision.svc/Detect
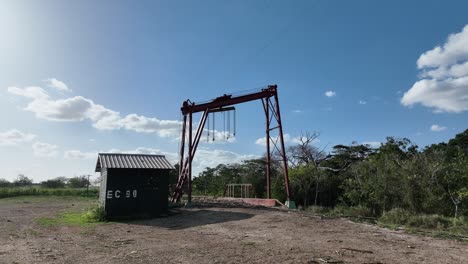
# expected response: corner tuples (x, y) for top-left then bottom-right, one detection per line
(305, 205), (467, 240)
(0, 187), (98, 198)
(379, 208), (466, 229)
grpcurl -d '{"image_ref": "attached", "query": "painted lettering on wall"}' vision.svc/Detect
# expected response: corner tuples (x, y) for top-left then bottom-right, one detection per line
(106, 189), (138, 199)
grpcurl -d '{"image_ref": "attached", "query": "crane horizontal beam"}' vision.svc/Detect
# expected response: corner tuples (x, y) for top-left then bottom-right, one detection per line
(181, 85), (277, 115)
(208, 107), (235, 113)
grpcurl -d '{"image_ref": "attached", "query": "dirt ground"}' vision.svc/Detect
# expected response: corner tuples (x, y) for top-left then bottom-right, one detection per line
(0, 197), (467, 264)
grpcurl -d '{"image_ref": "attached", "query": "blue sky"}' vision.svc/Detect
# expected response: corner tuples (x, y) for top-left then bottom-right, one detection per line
(1, 0), (467, 182)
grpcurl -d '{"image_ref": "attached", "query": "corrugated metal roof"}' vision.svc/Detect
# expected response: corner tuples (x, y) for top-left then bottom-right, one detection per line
(95, 153), (174, 172)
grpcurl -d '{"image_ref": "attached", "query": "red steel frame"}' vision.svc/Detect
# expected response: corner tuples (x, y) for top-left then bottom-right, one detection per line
(171, 85), (291, 203)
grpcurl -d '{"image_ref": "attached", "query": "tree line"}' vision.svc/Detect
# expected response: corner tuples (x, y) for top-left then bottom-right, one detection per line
(0, 175), (91, 189)
(193, 129), (468, 218)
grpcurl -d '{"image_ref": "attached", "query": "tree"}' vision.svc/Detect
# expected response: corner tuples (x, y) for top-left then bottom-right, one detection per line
(329, 143), (374, 169)
(193, 167), (218, 196)
(41, 178), (66, 188)
(287, 131), (324, 168)
(340, 138), (417, 215)
(191, 131), (468, 217)
(239, 159), (268, 198)
(290, 165), (321, 207)
(13, 174), (33, 187)
(168, 164), (179, 185)
(68, 175), (90, 188)
(288, 132), (333, 206)
(436, 150), (468, 217)
(0, 178), (11, 188)
(447, 129), (468, 156)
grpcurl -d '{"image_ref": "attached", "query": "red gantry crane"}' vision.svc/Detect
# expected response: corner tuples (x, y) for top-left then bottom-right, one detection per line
(171, 85), (295, 208)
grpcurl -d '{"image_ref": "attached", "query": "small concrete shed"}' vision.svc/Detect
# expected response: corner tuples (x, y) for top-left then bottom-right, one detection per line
(95, 153), (174, 219)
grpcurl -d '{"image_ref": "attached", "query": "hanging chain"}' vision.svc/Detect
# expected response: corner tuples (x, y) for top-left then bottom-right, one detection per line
(234, 108), (236, 136)
(212, 112), (215, 141)
(207, 113), (210, 142)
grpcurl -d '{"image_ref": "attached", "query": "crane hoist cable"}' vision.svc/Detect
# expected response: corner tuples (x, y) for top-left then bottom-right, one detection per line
(207, 113), (210, 142)
(212, 112), (215, 141)
(227, 110), (230, 139)
(233, 108), (236, 136)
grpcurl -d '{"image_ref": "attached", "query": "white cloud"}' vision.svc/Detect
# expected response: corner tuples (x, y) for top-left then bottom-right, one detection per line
(417, 26), (468, 68)
(255, 133), (304, 146)
(401, 25), (468, 113)
(193, 149), (259, 175)
(27, 96), (94, 121)
(292, 109), (303, 113)
(87, 104), (121, 130)
(359, 100), (367, 105)
(8, 84), (181, 138)
(325, 91), (336, 97)
(430, 124), (447, 132)
(7, 86), (49, 100)
(44, 78), (70, 92)
(64, 150), (96, 159)
(118, 114), (181, 137)
(0, 129), (36, 146)
(32, 142), (58, 157)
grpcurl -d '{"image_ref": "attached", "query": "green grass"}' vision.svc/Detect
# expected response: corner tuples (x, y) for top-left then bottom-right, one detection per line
(0, 187), (98, 199)
(37, 205), (107, 227)
(0, 195), (97, 205)
(37, 212), (93, 227)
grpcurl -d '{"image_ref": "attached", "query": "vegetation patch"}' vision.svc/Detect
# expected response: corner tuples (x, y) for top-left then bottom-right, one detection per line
(327, 205), (374, 218)
(377, 208), (468, 241)
(37, 205), (107, 227)
(0, 195), (97, 205)
(0, 187), (98, 199)
(380, 208), (451, 228)
(304, 205), (467, 241)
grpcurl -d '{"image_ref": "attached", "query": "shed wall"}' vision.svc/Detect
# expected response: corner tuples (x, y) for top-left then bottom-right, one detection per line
(99, 168), (108, 206)
(103, 168), (170, 218)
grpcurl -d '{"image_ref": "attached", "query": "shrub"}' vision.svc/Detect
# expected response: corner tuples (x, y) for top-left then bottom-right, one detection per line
(379, 208), (412, 226)
(306, 205), (331, 214)
(83, 205), (107, 222)
(68, 176), (90, 188)
(329, 205), (374, 218)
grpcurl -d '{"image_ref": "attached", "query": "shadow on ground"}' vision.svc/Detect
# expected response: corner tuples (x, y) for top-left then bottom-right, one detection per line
(127, 209), (254, 230)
